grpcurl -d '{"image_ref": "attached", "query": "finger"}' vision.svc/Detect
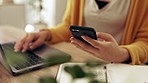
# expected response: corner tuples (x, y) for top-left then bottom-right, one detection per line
(14, 34), (28, 52)
(70, 37), (74, 41)
(29, 38), (44, 50)
(81, 35), (103, 49)
(71, 38), (98, 54)
(71, 40), (79, 48)
(75, 43), (99, 56)
(96, 32), (115, 42)
(22, 34), (35, 52)
(71, 40), (96, 55)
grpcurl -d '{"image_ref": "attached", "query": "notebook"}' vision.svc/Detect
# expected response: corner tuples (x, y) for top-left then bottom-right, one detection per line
(107, 64), (148, 83)
(0, 42), (71, 76)
(57, 63), (148, 83)
(56, 63), (110, 83)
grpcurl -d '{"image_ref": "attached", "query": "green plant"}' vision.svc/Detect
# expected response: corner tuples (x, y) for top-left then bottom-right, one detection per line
(29, 0), (43, 12)
(39, 61), (106, 83)
(39, 76), (57, 83)
(64, 62), (106, 83)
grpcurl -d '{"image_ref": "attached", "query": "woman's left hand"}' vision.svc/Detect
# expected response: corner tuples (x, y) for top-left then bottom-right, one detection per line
(70, 32), (130, 63)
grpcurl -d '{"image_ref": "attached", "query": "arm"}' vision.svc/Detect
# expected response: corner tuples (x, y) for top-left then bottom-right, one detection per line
(121, 41), (148, 64)
(70, 0), (148, 64)
(120, 0), (148, 64)
(46, 0), (73, 44)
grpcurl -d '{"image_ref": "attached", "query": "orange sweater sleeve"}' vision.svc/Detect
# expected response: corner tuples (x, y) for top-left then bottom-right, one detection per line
(122, 22), (148, 64)
(47, 0), (72, 44)
(121, 0), (148, 64)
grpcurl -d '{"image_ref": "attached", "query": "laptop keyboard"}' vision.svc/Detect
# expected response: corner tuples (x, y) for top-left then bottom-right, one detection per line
(1, 42), (45, 70)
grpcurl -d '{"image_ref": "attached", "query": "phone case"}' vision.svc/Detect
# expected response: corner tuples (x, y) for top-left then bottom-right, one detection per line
(70, 26), (97, 43)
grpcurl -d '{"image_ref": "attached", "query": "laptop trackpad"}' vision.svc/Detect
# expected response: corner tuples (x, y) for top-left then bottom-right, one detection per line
(33, 44), (70, 60)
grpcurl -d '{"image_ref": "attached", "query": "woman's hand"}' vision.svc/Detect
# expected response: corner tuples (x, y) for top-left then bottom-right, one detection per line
(14, 30), (51, 52)
(70, 32), (130, 63)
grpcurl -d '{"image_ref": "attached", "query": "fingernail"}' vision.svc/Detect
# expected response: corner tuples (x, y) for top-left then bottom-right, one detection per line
(81, 35), (86, 39)
(14, 49), (19, 52)
(29, 43), (33, 46)
(70, 37), (74, 40)
(30, 46), (33, 49)
(22, 49), (26, 52)
(70, 37), (73, 40)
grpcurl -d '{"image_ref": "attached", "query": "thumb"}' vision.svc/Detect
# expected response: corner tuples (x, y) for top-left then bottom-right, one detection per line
(96, 32), (115, 42)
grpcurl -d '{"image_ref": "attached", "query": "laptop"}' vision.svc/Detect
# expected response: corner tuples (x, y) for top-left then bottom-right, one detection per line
(0, 42), (71, 76)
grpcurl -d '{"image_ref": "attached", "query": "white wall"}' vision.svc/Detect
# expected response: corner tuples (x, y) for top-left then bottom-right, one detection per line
(43, 0), (56, 27)
(0, 4), (26, 28)
(55, 0), (67, 25)
(0, 0), (67, 29)
(26, 0), (67, 27)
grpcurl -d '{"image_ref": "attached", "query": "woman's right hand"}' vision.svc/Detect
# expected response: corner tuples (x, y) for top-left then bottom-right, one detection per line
(14, 30), (51, 52)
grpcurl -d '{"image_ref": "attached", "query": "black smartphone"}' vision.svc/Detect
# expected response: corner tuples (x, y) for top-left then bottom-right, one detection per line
(69, 25), (97, 44)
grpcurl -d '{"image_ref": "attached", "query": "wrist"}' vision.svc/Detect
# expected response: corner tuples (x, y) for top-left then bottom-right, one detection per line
(39, 29), (52, 41)
(120, 48), (131, 63)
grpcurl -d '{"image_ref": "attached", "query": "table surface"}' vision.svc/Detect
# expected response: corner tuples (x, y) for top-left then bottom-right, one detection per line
(0, 25), (104, 83)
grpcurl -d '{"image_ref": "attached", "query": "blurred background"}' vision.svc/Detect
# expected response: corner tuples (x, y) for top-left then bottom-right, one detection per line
(0, 0), (67, 32)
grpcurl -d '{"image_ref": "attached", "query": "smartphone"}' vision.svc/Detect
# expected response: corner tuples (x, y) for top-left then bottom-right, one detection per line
(69, 26), (97, 44)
